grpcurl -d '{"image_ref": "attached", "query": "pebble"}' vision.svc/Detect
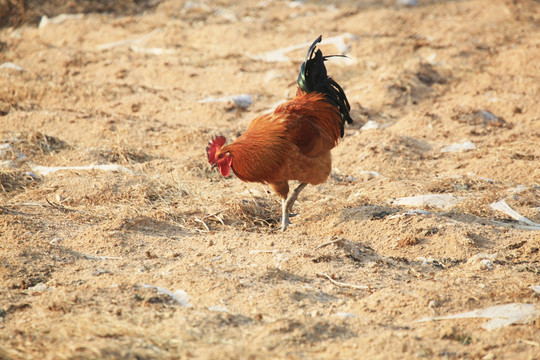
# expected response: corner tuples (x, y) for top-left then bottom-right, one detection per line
(441, 141), (476, 153)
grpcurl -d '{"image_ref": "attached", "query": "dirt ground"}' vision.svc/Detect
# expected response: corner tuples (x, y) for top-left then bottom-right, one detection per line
(1, 0), (539, 359)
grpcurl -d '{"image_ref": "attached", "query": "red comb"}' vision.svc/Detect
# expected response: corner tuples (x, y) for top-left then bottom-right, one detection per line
(206, 135), (226, 164)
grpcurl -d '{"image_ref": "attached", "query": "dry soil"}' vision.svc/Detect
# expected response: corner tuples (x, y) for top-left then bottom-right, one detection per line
(1, 0), (539, 359)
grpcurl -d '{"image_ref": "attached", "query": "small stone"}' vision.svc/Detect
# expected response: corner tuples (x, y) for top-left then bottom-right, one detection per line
(358, 171), (381, 181)
(397, 0), (418, 5)
(49, 237), (62, 244)
(479, 259), (494, 270)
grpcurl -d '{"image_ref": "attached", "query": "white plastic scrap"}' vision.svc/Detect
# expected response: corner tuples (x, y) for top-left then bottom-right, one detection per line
(214, 7), (239, 22)
(25, 282), (50, 294)
(141, 284), (192, 307)
(0, 143), (26, 162)
(182, 0), (212, 13)
(416, 257), (440, 267)
(466, 252), (497, 270)
(0, 160), (15, 168)
(480, 259), (493, 270)
(25, 171), (39, 180)
(466, 252), (497, 265)
(97, 28), (162, 51)
(508, 185), (528, 193)
(198, 94), (253, 108)
(39, 14), (84, 28)
(0, 143), (13, 155)
(358, 170), (381, 179)
(441, 141), (476, 153)
(49, 237), (62, 245)
(417, 303), (538, 331)
(31, 164), (135, 176)
(130, 46), (178, 55)
(360, 120), (380, 131)
(397, 0), (418, 5)
(208, 305), (230, 313)
(392, 194), (461, 209)
(0, 62), (24, 71)
(250, 33), (358, 63)
(335, 312), (358, 318)
(478, 110), (499, 121)
(287, 0), (304, 8)
(387, 209), (431, 219)
(490, 199), (540, 230)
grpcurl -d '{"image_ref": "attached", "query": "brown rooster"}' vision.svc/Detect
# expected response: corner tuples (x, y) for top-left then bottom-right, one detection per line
(207, 35), (352, 231)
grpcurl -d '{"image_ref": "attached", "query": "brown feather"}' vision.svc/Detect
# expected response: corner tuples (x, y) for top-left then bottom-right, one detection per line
(217, 89), (342, 189)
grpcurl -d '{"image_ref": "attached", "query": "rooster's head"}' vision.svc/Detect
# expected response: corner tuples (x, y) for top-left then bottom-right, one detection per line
(207, 135), (232, 177)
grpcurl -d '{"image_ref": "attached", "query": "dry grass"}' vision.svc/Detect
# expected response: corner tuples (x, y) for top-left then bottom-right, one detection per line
(0, 168), (36, 193)
(425, 175), (499, 194)
(90, 146), (151, 164)
(1, 131), (69, 163)
(224, 196), (280, 229)
(20, 131), (69, 155)
(61, 170), (283, 233)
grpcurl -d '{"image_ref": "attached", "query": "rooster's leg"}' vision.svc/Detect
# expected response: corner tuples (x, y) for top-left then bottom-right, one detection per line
(285, 182), (307, 214)
(281, 182), (307, 231)
(281, 198), (291, 232)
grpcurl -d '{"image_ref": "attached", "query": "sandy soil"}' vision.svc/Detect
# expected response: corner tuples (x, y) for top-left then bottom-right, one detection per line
(1, 0), (539, 359)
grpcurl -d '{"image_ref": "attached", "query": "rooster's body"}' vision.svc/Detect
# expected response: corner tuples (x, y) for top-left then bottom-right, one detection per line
(207, 36), (352, 231)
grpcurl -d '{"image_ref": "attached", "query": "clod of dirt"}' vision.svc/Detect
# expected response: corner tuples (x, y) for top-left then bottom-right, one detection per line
(415, 62), (447, 86)
(452, 109), (512, 129)
(425, 175), (494, 193)
(337, 205), (398, 223)
(335, 239), (381, 264)
(387, 62), (448, 107)
(397, 234), (420, 247)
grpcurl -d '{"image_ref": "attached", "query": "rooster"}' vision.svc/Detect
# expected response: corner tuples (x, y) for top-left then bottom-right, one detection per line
(207, 35), (352, 231)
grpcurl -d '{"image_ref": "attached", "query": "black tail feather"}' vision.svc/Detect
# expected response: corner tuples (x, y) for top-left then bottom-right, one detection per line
(297, 35), (353, 137)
